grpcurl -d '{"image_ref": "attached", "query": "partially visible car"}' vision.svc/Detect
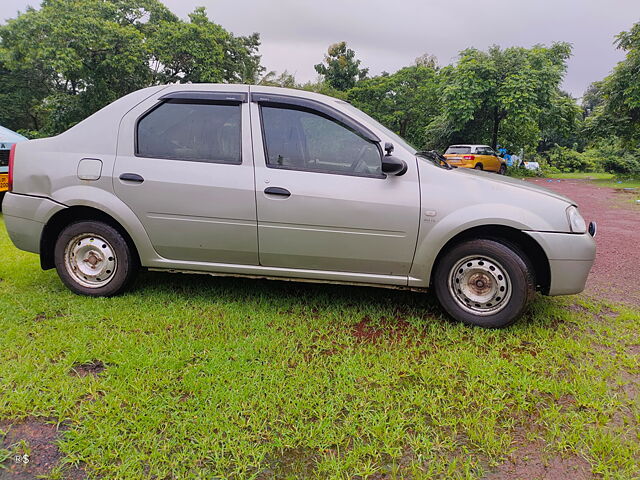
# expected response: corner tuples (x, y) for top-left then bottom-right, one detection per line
(0, 127), (27, 199)
(444, 144), (506, 174)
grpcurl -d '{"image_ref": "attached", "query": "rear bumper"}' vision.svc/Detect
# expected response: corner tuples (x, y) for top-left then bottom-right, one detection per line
(2, 192), (66, 254)
(525, 231), (596, 296)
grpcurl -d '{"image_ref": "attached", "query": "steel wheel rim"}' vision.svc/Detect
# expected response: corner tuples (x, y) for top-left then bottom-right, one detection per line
(448, 255), (512, 316)
(64, 233), (117, 288)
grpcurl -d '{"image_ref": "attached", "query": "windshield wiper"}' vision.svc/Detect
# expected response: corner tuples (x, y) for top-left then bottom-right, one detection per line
(416, 150), (454, 170)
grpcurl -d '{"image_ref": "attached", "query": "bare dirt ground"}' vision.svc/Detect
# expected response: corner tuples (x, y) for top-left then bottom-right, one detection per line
(527, 178), (640, 307)
(0, 418), (85, 480)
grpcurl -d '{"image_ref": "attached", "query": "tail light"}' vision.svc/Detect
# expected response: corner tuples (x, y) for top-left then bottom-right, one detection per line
(463, 155), (475, 161)
(8, 143), (16, 192)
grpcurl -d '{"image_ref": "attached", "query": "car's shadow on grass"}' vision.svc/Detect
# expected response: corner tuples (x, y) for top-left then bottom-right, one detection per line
(124, 269), (562, 331)
(132, 269), (441, 312)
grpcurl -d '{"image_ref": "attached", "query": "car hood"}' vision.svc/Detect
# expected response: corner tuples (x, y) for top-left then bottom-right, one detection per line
(451, 167), (575, 205)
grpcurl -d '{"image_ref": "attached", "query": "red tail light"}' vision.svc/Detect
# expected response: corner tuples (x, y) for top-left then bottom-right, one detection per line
(8, 143), (16, 192)
(463, 155), (475, 160)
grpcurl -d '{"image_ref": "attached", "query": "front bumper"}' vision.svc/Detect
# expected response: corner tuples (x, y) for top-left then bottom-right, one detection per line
(525, 230), (596, 296)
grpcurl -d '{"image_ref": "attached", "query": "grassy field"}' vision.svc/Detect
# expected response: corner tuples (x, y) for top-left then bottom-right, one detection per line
(544, 172), (640, 190)
(0, 215), (638, 479)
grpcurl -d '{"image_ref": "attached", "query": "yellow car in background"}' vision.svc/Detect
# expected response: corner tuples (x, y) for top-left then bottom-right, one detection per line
(444, 144), (506, 174)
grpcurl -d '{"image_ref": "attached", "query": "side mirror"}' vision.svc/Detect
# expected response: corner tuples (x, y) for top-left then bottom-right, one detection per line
(382, 155), (407, 176)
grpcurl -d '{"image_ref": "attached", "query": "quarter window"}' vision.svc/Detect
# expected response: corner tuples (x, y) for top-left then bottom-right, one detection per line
(261, 105), (382, 177)
(137, 101), (241, 164)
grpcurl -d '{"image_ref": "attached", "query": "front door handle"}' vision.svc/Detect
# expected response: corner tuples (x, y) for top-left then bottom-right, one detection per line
(264, 187), (291, 197)
(119, 173), (144, 183)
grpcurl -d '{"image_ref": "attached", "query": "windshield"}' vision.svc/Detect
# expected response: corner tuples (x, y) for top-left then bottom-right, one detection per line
(336, 101), (418, 154)
(445, 146), (471, 154)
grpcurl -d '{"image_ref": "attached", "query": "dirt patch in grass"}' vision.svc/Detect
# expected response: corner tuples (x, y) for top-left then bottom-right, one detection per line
(352, 315), (417, 343)
(0, 418), (85, 479)
(69, 360), (106, 377)
(255, 446), (320, 479)
(483, 433), (594, 480)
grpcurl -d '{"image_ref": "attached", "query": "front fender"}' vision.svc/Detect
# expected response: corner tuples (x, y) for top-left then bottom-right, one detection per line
(408, 203), (556, 287)
(50, 186), (161, 265)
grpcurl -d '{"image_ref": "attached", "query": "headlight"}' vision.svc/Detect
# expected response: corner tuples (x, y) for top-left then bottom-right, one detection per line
(566, 206), (587, 233)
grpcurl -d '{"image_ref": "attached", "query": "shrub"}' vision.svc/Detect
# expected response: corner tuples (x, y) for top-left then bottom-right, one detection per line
(600, 152), (640, 177)
(546, 146), (596, 172)
(580, 140), (640, 178)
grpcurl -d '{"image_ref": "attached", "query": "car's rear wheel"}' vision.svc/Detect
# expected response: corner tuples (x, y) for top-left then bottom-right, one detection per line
(433, 239), (535, 328)
(474, 163), (483, 170)
(54, 221), (137, 297)
(498, 164), (506, 175)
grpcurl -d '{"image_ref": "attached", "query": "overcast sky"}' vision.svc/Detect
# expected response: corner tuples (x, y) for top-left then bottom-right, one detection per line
(3, 0), (638, 98)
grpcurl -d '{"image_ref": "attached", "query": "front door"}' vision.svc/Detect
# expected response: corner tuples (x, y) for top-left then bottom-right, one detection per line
(250, 93), (421, 277)
(113, 88), (258, 265)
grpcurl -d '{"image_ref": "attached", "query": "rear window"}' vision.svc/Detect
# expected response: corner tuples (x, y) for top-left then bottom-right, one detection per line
(445, 146), (471, 155)
(137, 101), (241, 164)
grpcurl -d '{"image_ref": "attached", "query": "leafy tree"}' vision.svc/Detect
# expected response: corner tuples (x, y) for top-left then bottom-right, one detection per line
(258, 70), (297, 88)
(148, 7), (262, 84)
(348, 65), (441, 148)
(414, 53), (438, 69)
(314, 41), (368, 91)
(426, 43), (572, 150)
(583, 21), (640, 145)
(539, 90), (583, 151)
(0, 0), (263, 135)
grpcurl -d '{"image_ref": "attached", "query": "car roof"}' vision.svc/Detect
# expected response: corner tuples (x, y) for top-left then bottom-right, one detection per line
(447, 144), (491, 148)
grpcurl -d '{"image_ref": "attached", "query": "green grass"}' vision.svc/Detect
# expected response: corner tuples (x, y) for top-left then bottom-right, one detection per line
(0, 215), (638, 479)
(546, 172), (616, 180)
(545, 172), (640, 190)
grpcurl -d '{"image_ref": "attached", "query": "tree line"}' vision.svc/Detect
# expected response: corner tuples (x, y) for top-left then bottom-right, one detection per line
(0, 0), (638, 176)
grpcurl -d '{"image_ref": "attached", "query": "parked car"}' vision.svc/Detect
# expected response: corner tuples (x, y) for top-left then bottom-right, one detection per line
(444, 144), (507, 174)
(2, 85), (596, 327)
(0, 126), (27, 198)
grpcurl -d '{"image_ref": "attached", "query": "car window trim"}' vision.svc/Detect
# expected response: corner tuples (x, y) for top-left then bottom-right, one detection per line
(256, 101), (386, 180)
(134, 95), (245, 165)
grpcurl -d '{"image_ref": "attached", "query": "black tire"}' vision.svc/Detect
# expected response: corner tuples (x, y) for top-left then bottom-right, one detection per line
(498, 164), (506, 175)
(474, 163), (483, 170)
(433, 239), (535, 328)
(54, 220), (138, 297)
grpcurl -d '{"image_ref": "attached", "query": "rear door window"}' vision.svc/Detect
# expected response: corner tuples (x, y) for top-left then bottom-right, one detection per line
(137, 101), (242, 164)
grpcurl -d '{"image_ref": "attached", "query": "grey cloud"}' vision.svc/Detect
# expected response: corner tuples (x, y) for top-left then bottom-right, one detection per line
(3, 0), (637, 97)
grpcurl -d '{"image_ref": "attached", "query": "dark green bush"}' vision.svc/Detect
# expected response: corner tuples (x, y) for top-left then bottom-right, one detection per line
(600, 152), (640, 176)
(546, 146), (596, 172)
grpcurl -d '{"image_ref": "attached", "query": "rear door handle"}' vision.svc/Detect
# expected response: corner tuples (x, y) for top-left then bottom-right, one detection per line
(119, 173), (144, 183)
(264, 187), (291, 197)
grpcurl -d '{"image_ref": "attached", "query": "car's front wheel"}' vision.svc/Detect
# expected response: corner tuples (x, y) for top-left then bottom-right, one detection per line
(433, 239), (535, 328)
(54, 220), (137, 297)
(498, 164), (506, 175)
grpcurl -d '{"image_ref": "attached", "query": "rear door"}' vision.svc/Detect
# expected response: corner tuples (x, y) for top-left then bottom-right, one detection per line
(113, 87), (258, 265)
(477, 147), (499, 171)
(249, 92), (421, 278)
